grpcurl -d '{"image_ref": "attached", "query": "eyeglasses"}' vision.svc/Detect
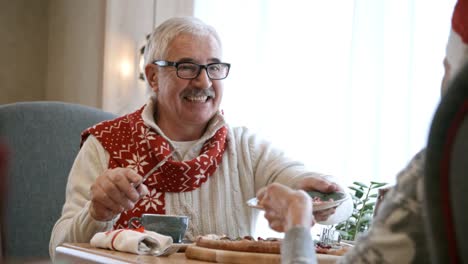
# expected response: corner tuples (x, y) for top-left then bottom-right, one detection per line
(153, 60), (231, 80)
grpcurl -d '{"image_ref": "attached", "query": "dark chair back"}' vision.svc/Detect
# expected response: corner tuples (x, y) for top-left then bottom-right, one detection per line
(425, 62), (468, 264)
(0, 101), (116, 259)
(0, 141), (8, 259)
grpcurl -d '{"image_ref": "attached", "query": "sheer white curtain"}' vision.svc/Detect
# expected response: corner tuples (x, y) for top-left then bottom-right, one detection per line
(194, 0), (456, 187)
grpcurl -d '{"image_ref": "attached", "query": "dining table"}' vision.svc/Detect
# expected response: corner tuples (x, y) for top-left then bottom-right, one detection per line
(55, 243), (342, 264)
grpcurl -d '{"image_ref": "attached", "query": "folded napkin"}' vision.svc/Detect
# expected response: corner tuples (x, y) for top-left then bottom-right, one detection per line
(90, 227), (173, 256)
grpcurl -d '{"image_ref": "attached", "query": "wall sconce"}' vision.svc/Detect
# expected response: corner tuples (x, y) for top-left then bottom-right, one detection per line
(120, 60), (132, 79)
(138, 34), (151, 81)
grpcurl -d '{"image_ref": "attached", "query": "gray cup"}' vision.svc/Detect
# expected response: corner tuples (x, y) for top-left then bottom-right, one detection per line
(128, 214), (189, 243)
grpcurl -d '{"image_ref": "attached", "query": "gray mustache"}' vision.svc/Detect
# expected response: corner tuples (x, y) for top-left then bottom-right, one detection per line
(182, 88), (215, 98)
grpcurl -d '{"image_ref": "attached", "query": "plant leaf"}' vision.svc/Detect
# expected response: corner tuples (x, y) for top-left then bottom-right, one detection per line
(370, 181), (386, 185)
(349, 187), (364, 198)
(370, 182), (388, 189)
(353, 181), (369, 188)
(334, 180), (384, 241)
(336, 230), (350, 236)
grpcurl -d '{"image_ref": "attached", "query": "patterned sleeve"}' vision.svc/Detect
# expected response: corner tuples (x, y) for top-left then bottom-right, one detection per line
(337, 149), (430, 264)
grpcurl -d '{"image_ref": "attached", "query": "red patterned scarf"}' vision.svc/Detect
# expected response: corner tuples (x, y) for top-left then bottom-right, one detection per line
(81, 106), (227, 229)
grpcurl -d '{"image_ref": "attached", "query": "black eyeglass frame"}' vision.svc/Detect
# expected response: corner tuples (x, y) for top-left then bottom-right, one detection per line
(152, 60), (231, 80)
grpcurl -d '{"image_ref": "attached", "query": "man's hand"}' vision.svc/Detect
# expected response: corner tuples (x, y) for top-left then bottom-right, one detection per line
(257, 183), (314, 232)
(294, 176), (342, 221)
(89, 168), (149, 221)
(294, 176), (341, 193)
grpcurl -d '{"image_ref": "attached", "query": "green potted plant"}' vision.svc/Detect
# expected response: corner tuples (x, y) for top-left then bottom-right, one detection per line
(333, 181), (388, 241)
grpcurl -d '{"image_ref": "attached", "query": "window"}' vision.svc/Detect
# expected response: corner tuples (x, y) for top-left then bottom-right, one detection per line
(195, 0), (456, 186)
(195, 0), (456, 238)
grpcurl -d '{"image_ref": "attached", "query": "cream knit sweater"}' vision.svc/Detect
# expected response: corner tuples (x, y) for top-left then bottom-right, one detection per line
(49, 99), (352, 259)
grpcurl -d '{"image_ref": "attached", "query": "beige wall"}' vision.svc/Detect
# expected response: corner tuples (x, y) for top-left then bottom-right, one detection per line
(101, 0), (155, 114)
(46, 0), (105, 108)
(102, 0), (194, 114)
(0, 0), (193, 111)
(0, 0), (105, 108)
(0, 0), (49, 104)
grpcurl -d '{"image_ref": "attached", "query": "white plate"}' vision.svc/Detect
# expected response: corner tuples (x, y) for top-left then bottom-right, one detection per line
(247, 191), (349, 212)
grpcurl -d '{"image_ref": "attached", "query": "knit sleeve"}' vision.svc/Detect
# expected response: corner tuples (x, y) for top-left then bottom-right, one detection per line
(241, 127), (318, 190)
(240, 127), (352, 224)
(281, 226), (317, 264)
(49, 135), (115, 260)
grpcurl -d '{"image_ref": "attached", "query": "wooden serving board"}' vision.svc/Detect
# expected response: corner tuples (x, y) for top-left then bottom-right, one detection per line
(185, 245), (280, 263)
(185, 245), (343, 264)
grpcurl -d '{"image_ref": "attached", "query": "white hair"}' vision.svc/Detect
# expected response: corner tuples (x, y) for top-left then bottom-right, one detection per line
(143, 17), (223, 92)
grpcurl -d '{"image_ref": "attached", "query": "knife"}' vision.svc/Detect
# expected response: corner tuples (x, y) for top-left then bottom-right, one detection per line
(134, 150), (175, 188)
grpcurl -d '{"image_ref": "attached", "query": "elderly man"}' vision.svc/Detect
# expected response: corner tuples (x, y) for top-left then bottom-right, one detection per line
(49, 17), (352, 258)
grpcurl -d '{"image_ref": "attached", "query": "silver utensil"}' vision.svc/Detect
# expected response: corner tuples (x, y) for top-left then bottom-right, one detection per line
(134, 150), (175, 188)
(157, 243), (185, 256)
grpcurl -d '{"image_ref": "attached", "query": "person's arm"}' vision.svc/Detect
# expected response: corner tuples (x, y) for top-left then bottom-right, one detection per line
(49, 136), (114, 259)
(257, 183), (317, 264)
(282, 227), (317, 264)
(337, 150), (428, 264)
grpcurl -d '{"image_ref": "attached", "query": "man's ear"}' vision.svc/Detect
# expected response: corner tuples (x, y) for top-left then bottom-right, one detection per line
(145, 64), (159, 92)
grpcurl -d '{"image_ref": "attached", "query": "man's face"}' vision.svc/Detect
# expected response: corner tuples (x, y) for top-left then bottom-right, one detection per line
(152, 33), (224, 128)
